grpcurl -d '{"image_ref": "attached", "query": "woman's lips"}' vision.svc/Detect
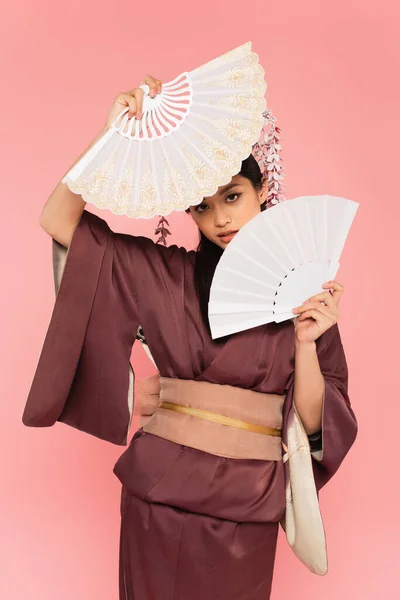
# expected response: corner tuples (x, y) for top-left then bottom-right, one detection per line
(218, 231), (238, 242)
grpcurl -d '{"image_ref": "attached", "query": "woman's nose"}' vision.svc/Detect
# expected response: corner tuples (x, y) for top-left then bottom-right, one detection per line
(214, 210), (231, 227)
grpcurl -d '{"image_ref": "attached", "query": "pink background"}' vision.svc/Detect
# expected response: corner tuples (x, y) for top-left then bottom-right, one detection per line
(1, 1), (399, 598)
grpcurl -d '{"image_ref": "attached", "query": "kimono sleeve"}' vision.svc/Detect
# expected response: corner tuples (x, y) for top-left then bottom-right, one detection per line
(282, 322), (358, 492)
(22, 209), (185, 446)
(310, 323), (358, 490)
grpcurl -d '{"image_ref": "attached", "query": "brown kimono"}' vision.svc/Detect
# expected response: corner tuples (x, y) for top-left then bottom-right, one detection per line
(22, 210), (358, 599)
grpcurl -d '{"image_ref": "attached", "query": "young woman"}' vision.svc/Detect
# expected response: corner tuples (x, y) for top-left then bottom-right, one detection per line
(23, 74), (358, 599)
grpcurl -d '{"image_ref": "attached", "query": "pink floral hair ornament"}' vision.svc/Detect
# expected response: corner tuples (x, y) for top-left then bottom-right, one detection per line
(252, 108), (286, 207)
(154, 108), (286, 246)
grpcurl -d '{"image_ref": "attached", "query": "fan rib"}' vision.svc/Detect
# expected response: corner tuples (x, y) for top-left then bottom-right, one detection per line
(149, 142), (160, 215)
(113, 138), (132, 197)
(192, 102), (247, 117)
(263, 217), (298, 269)
(228, 245), (283, 282)
(182, 117), (237, 162)
(133, 143), (144, 210)
(222, 265), (277, 291)
(246, 228), (290, 274)
(158, 141), (186, 208)
(211, 284), (272, 301)
(146, 109), (159, 139)
(305, 202), (317, 260)
(177, 126), (218, 178)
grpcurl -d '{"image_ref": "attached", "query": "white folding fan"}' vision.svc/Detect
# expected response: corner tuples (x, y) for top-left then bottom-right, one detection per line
(62, 41), (267, 219)
(208, 195), (359, 340)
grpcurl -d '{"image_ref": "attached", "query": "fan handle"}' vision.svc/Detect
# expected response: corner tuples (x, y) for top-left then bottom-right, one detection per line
(110, 74), (193, 141)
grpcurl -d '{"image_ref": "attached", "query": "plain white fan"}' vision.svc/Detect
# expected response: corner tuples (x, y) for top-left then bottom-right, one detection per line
(208, 195), (359, 340)
(62, 41), (267, 219)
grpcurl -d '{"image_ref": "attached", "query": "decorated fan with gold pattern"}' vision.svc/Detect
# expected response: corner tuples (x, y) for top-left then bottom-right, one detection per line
(61, 42), (266, 219)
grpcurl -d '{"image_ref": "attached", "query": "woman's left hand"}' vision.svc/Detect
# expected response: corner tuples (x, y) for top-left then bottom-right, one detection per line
(292, 280), (344, 344)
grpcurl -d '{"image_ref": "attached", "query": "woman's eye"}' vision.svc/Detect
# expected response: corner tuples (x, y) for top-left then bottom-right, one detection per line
(195, 193), (240, 213)
(226, 193), (240, 202)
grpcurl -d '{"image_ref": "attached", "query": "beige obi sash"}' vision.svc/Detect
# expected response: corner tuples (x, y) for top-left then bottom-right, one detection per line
(139, 376), (285, 461)
(136, 375), (328, 576)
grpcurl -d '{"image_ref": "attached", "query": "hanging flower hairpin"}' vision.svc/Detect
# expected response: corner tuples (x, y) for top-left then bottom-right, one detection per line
(154, 216), (171, 246)
(252, 108), (286, 207)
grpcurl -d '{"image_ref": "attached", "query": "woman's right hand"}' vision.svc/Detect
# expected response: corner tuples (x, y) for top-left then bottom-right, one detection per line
(105, 74), (163, 129)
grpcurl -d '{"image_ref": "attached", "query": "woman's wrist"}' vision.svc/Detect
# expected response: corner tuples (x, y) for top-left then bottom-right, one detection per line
(295, 339), (316, 352)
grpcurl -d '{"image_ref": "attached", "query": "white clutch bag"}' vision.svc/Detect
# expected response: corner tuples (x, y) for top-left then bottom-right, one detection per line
(62, 41), (267, 219)
(208, 194), (359, 339)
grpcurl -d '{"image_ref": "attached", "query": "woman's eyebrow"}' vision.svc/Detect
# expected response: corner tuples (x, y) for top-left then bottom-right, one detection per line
(219, 182), (241, 195)
(201, 182), (241, 202)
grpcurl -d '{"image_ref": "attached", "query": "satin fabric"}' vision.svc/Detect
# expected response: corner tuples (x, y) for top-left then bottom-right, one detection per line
(22, 210), (358, 599)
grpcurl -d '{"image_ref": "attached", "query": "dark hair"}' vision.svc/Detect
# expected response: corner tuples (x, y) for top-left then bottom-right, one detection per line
(185, 153), (267, 343)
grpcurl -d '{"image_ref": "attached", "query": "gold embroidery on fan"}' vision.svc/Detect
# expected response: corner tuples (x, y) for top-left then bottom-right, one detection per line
(111, 163), (135, 214)
(138, 164), (158, 216)
(64, 42), (267, 218)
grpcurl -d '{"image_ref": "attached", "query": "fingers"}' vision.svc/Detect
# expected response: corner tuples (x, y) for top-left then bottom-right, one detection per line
(292, 292), (334, 313)
(298, 280), (344, 309)
(141, 74), (162, 98)
(292, 280), (343, 322)
(123, 75), (163, 120)
(292, 297), (340, 325)
(295, 303), (339, 323)
(303, 291), (336, 309)
(292, 299), (335, 316)
(322, 280), (344, 291)
(322, 280), (344, 305)
(132, 88), (144, 119)
(122, 88), (144, 119)
(114, 91), (140, 120)
(108, 79), (162, 131)
(291, 280), (343, 327)
(297, 309), (338, 324)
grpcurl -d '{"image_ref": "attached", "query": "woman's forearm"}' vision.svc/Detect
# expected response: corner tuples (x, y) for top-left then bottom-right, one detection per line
(40, 125), (110, 247)
(293, 339), (324, 435)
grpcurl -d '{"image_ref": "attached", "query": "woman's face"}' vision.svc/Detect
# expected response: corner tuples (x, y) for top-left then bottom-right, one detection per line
(188, 175), (268, 249)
